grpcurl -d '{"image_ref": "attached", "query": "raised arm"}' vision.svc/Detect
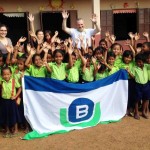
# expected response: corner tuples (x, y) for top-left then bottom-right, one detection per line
(143, 32), (150, 42)
(62, 10), (72, 35)
(90, 14), (101, 34)
(28, 13), (35, 33)
(25, 48), (36, 68)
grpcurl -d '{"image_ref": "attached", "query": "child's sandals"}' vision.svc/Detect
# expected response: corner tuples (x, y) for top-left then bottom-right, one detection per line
(10, 132), (19, 138)
(3, 132), (10, 138)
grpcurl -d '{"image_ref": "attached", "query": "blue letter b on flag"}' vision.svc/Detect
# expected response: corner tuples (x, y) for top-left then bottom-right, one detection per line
(68, 98), (94, 123)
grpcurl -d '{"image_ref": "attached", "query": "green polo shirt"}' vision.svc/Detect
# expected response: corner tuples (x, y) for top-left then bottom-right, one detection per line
(82, 65), (94, 82)
(95, 71), (108, 80)
(9, 65), (18, 77)
(147, 64), (150, 81)
(0, 78), (21, 99)
(131, 64), (149, 84)
(119, 61), (135, 78)
(114, 55), (122, 68)
(107, 65), (119, 76)
(28, 64), (47, 77)
(67, 64), (79, 83)
(49, 62), (67, 80)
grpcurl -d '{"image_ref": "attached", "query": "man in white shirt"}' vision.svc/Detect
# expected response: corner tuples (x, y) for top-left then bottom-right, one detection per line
(62, 10), (100, 49)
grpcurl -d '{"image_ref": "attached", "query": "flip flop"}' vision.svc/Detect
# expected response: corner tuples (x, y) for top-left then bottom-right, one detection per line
(10, 133), (19, 138)
(3, 133), (10, 138)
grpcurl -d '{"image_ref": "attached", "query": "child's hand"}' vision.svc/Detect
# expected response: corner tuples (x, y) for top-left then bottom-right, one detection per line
(128, 32), (135, 39)
(18, 37), (27, 43)
(91, 57), (96, 64)
(54, 31), (59, 36)
(143, 32), (149, 38)
(105, 31), (110, 38)
(11, 96), (17, 100)
(27, 43), (31, 53)
(67, 47), (73, 55)
(97, 63), (101, 70)
(134, 33), (140, 41)
(78, 34), (85, 43)
(30, 48), (36, 55)
(110, 34), (116, 43)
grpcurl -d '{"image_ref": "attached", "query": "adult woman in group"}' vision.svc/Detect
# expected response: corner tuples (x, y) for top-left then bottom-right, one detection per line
(0, 24), (13, 61)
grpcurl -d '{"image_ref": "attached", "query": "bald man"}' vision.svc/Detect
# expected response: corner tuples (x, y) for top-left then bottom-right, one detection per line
(62, 10), (100, 48)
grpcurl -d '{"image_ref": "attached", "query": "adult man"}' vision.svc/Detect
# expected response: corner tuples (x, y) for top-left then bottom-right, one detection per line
(62, 10), (100, 48)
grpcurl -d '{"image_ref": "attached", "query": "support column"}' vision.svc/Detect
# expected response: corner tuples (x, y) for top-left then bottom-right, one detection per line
(92, 0), (101, 46)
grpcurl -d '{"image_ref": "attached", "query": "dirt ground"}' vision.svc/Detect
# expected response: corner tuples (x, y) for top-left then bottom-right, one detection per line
(0, 113), (150, 150)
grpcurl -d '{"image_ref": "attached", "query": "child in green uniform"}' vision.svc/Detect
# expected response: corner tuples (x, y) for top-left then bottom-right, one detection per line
(0, 67), (21, 138)
(106, 52), (119, 76)
(25, 49), (50, 77)
(130, 53), (150, 119)
(94, 63), (107, 80)
(66, 49), (86, 83)
(120, 50), (135, 116)
(48, 49), (73, 80)
(111, 43), (123, 67)
(81, 54), (95, 82)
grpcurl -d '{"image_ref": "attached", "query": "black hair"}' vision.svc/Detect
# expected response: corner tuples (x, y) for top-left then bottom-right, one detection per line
(32, 54), (42, 63)
(107, 51), (116, 59)
(44, 30), (52, 37)
(122, 50), (133, 61)
(53, 49), (65, 58)
(135, 53), (144, 62)
(35, 29), (43, 36)
(99, 39), (107, 46)
(142, 42), (150, 50)
(137, 43), (142, 48)
(84, 53), (92, 59)
(94, 46), (104, 55)
(111, 43), (123, 51)
(98, 63), (106, 73)
(2, 66), (12, 75)
(0, 23), (8, 31)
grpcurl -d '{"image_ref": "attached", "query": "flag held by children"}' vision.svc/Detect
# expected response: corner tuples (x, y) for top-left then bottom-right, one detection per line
(23, 69), (128, 140)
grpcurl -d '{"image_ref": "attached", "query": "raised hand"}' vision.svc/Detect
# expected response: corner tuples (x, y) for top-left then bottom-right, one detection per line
(62, 10), (69, 19)
(105, 31), (110, 38)
(28, 13), (34, 22)
(110, 34), (116, 43)
(18, 37), (27, 43)
(30, 48), (36, 55)
(128, 32), (135, 39)
(54, 31), (59, 36)
(143, 32), (149, 38)
(91, 57), (96, 64)
(134, 33), (140, 41)
(90, 14), (97, 24)
(27, 43), (31, 53)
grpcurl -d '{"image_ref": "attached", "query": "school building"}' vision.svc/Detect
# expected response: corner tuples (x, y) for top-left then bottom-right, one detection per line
(0, 0), (150, 46)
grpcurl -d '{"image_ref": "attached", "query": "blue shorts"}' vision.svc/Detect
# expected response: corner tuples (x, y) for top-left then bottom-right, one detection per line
(135, 82), (150, 102)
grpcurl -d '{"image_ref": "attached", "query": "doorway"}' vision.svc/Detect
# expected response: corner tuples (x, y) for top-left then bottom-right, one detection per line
(0, 12), (29, 45)
(114, 11), (137, 40)
(41, 11), (77, 40)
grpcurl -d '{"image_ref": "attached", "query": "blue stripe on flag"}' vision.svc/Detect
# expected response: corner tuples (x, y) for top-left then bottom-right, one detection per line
(24, 69), (128, 93)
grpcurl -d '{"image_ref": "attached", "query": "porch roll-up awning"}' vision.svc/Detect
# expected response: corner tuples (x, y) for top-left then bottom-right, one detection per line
(113, 9), (136, 14)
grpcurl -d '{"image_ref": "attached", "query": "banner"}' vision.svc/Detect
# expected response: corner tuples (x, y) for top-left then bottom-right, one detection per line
(22, 69), (128, 140)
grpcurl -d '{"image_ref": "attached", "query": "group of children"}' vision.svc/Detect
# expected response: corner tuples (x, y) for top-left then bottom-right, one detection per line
(0, 22), (150, 138)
